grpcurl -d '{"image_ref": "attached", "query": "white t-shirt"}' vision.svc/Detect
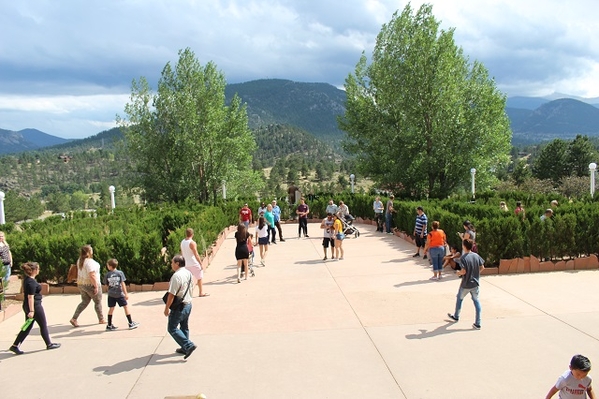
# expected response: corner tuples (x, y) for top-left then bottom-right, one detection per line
(77, 258), (101, 286)
(555, 370), (592, 399)
(255, 224), (269, 239)
(322, 218), (335, 238)
(168, 267), (193, 305)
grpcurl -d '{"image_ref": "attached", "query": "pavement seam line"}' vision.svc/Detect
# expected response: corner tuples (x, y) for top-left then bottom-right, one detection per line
(126, 334), (168, 399)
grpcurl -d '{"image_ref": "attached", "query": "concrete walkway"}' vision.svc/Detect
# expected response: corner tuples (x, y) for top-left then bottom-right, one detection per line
(1, 222), (599, 398)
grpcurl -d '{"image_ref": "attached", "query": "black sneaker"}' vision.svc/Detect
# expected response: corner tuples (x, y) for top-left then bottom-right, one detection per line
(46, 343), (61, 350)
(305, 235), (309, 238)
(9, 345), (24, 355)
(175, 347), (186, 355)
(128, 321), (140, 330)
(447, 313), (459, 322)
(412, 253), (420, 257)
(472, 323), (481, 330)
(423, 255), (428, 260)
(323, 256), (327, 260)
(184, 345), (197, 359)
(280, 238), (285, 242)
(106, 325), (118, 331)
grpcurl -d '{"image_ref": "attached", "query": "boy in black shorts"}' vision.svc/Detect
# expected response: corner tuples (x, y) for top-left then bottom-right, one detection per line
(103, 258), (139, 330)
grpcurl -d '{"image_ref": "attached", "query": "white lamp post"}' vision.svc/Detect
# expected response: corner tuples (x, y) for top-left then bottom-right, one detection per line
(108, 185), (116, 212)
(590, 163), (597, 197)
(350, 173), (355, 194)
(470, 168), (476, 199)
(222, 180), (227, 200)
(0, 191), (5, 225)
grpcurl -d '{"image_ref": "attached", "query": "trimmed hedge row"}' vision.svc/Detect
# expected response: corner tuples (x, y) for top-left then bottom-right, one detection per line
(306, 193), (599, 266)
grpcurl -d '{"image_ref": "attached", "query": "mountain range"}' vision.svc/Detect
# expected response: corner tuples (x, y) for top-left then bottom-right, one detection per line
(2, 79), (599, 154)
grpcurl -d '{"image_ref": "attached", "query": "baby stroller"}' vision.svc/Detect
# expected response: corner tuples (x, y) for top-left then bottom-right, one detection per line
(340, 214), (360, 238)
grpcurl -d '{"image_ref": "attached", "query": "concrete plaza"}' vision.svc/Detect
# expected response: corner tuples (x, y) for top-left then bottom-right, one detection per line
(1, 222), (598, 398)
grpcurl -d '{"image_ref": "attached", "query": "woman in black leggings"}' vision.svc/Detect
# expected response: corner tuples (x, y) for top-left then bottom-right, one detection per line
(9, 262), (61, 354)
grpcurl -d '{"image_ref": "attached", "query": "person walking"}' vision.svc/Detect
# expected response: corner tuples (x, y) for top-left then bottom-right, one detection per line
(425, 221), (447, 280)
(385, 195), (395, 234)
(459, 220), (477, 253)
(271, 200), (285, 242)
(255, 216), (269, 265)
(9, 262), (61, 354)
(333, 214), (345, 260)
(180, 228), (208, 297)
(264, 204), (276, 244)
(447, 239), (485, 329)
(297, 197), (310, 238)
(373, 197), (384, 232)
(70, 245), (105, 327)
(164, 254), (196, 359)
(102, 258), (139, 331)
(235, 224), (251, 283)
(413, 206), (428, 258)
(0, 231), (13, 286)
(320, 213), (336, 260)
(239, 203), (253, 229)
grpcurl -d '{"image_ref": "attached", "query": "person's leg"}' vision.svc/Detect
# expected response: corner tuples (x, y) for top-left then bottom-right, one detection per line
(12, 313), (34, 348)
(33, 305), (52, 346)
(270, 226), (276, 243)
(452, 287), (468, 319)
(276, 221), (284, 240)
(385, 214), (391, 233)
(243, 259), (249, 280)
(91, 288), (105, 322)
(470, 287), (482, 326)
(322, 239), (328, 260)
(338, 240), (344, 259)
(72, 285), (93, 321)
(237, 259), (242, 282)
(168, 308), (191, 350)
(107, 305), (115, 327)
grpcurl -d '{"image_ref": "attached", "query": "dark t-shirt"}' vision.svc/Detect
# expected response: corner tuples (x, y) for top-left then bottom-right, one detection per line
(297, 204), (308, 219)
(103, 269), (127, 298)
(23, 276), (42, 310)
(459, 252), (484, 289)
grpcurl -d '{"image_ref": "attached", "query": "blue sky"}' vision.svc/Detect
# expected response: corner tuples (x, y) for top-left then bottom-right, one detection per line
(1, 0), (598, 139)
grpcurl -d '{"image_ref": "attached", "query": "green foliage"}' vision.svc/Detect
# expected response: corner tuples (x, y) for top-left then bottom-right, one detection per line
(340, 3), (511, 198)
(120, 48), (256, 205)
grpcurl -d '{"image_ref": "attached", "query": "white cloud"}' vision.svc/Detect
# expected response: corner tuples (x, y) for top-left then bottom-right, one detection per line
(1, 0), (598, 138)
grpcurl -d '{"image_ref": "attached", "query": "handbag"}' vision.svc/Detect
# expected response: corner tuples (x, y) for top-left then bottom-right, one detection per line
(162, 276), (192, 311)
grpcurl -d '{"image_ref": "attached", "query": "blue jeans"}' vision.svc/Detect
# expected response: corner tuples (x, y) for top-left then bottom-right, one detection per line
(167, 303), (195, 351)
(385, 213), (392, 233)
(454, 286), (481, 326)
(429, 246), (445, 272)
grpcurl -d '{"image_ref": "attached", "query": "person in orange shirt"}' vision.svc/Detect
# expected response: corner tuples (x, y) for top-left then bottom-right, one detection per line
(425, 221), (447, 280)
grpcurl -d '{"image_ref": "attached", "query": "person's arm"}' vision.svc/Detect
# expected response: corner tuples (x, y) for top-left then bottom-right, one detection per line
(190, 241), (204, 270)
(164, 292), (174, 316)
(121, 281), (129, 300)
(421, 223), (427, 238)
(27, 294), (35, 318)
(545, 385), (558, 399)
(89, 270), (99, 295)
(588, 384), (596, 399)
(320, 219), (326, 229)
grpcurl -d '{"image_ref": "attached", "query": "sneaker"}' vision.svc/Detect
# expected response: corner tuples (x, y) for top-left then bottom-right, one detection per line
(412, 253), (420, 257)
(106, 325), (118, 331)
(9, 345), (24, 355)
(46, 343), (61, 350)
(175, 347), (186, 355)
(280, 238), (285, 242)
(323, 256), (327, 260)
(387, 232), (393, 235)
(447, 313), (459, 322)
(423, 255), (428, 260)
(128, 321), (140, 330)
(339, 257), (344, 260)
(305, 235), (309, 238)
(272, 241), (277, 244)
(184, 345), (197, 359)
(472, 323), (481, 330)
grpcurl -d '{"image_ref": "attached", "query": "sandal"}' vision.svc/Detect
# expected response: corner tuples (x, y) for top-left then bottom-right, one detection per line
(99, 320), (107, 324)
(70, 319), (79, 328)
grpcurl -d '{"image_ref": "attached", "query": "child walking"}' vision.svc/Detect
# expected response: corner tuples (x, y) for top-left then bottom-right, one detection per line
(545, 354), (595, 399)
(102, 259), (139, 331)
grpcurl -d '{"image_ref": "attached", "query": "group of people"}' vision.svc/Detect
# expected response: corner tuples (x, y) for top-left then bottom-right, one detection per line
(8, 228), (209, 360)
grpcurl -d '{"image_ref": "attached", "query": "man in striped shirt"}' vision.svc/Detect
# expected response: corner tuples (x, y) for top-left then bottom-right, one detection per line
(413, 206), (428, 259)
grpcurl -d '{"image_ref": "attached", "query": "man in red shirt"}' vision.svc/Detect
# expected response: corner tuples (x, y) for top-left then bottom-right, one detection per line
(239, 204), (252, 229)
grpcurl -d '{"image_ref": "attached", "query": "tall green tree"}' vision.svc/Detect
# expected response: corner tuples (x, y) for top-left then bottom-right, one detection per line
(533, 139), (569, 182)
(567, 135), (596, 177)
(119, 48), (257, 204)
(339, 3), (511, 198)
